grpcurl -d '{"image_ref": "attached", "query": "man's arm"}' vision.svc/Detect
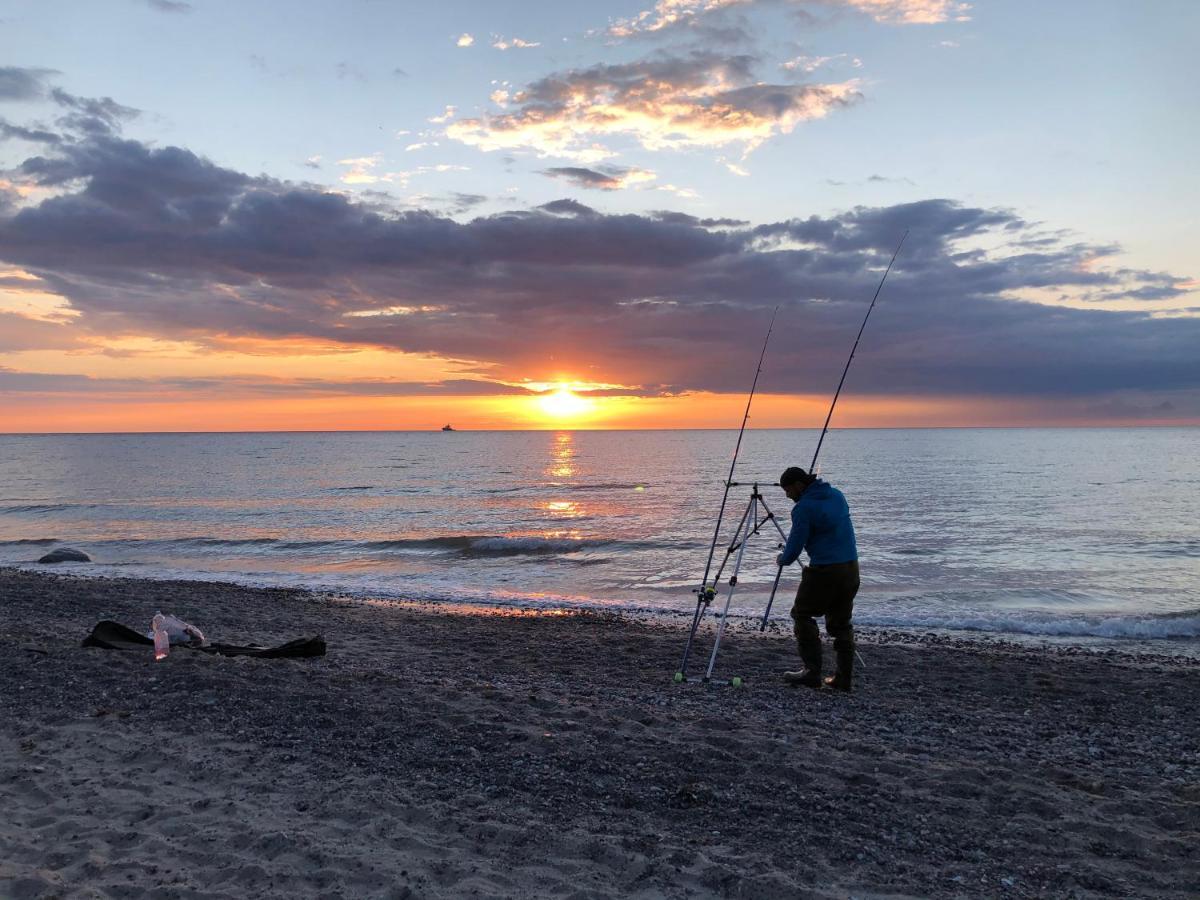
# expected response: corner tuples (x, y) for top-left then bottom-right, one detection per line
(777, 503), (809, 566)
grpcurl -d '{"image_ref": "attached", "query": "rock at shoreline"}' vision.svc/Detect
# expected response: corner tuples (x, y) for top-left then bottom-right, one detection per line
(37, 548), (91, 564)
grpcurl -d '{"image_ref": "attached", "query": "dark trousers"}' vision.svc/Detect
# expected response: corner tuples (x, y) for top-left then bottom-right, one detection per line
(790, 561), (860, 660)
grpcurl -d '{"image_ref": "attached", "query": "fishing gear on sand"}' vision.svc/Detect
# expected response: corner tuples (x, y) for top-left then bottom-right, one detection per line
(673, 231), (908, 686)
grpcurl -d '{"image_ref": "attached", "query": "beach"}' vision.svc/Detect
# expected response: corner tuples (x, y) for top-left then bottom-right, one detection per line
(1, 567), (1197, 898)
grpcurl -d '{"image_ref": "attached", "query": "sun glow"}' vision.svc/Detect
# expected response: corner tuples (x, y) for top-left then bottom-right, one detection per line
(537, 385), (595, 420)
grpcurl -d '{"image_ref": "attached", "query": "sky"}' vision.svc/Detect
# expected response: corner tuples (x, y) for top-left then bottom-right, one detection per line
(1, 0), (1197, 431)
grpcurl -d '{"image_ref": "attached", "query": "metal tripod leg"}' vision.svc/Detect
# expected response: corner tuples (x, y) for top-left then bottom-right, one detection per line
(677, 484), (782, 685)
(703, 491), (767, 682)
(677, 497), (754, 680)
(752, 493), (789, 631)
(703, 520), (752, 681)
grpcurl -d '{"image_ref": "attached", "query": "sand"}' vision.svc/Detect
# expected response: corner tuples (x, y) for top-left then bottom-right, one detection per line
(1, 566), (1197, 899)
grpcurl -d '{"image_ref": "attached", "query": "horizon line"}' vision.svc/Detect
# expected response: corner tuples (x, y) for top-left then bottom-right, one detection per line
(2, 423), (1197, 436)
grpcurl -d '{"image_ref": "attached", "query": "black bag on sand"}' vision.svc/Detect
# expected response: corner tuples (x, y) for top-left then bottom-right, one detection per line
(82, 620), (326, 658)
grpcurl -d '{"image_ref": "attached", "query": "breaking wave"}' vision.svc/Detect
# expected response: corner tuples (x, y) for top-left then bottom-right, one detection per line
(855, 610), (1200, 640)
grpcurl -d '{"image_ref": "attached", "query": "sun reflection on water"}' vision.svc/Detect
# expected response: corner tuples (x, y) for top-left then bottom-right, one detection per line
(545, 431), (577, 480)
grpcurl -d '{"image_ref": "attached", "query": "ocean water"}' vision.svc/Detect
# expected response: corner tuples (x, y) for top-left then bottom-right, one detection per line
(1, 429), (1197, 650)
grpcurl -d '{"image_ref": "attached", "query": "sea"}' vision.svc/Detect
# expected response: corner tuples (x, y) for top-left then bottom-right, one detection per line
(1, 428), (1197, 654)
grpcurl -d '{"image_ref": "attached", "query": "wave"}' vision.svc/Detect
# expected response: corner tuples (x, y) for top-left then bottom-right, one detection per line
(0, 503), (101, 514)
(362, 535), (603, 556)
(1129, 540), (1200, 558)
(854, 610), (1200, 640)
(481, 482), (649, 494)
(552, 482), (650, 492)
(0, 538), (59, 545)
(0, 533), (643, 558)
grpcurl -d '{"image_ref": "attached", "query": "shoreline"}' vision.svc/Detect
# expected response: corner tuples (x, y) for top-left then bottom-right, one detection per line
(3, 561), (1198, 662)
(2, 567), (1198, 898)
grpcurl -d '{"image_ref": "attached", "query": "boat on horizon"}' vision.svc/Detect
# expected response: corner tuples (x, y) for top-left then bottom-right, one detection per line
(441, 424), (455, 431)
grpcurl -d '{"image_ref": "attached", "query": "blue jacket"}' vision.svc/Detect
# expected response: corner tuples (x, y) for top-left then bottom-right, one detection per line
(778, 479), (858, 567)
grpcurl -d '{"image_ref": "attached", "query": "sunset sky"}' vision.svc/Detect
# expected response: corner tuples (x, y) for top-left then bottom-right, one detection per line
(1, 0), (1197, 431)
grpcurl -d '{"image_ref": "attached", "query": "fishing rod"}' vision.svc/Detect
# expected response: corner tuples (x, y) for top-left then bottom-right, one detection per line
(759, 230), (908, 631)
(809, 230), (908, 473)
(676, 305), (778, 679)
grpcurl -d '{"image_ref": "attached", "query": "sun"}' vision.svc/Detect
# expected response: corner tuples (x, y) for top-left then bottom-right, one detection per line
(538, 385), (594, 419)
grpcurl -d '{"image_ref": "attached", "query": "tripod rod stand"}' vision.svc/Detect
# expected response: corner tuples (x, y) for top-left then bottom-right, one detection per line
(675, 483), (788, 684)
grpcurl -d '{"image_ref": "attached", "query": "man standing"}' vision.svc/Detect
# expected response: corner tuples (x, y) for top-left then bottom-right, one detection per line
(776, 466), (860, 691)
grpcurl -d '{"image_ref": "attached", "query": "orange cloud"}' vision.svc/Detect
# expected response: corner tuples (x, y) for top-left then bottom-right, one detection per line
(842, 0), (971, 24)
(607, 0), (970, 36)
(447, 55), (860, 159)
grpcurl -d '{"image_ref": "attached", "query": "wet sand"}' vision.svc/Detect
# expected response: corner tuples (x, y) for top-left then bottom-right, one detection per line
(1, 566), (1197, 898)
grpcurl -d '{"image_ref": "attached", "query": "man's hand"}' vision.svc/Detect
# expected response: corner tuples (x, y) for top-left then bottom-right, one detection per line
(776, 554), (786, 567)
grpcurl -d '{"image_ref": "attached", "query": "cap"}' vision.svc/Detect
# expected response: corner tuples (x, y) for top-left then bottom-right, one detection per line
(779, 466), (814, 487)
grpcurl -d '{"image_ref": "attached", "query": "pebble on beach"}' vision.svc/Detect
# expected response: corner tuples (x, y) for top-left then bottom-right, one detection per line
(36, 548), (91, 564)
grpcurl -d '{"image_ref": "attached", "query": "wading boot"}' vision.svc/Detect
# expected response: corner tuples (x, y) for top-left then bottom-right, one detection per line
(783, 642), (823, 688)
(823, 649), (854, 692)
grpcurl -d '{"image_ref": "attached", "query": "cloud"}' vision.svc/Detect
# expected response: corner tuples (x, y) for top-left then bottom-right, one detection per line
(539, 198), (598, 217)
(840, 0), (971, 24)
(0, 366), (542, 397)
(456, 33), (475, 47)
(0, 67), (59, 101)
(782, 53), (861, 74)
(336, 62), (368, 82)
(607, 0), (970, 37)
(606, 0), (750, 38)
(446, 52), (860, 159)
(827, 173), (916, 186)
(337, 155), (385, 184)
(333, 156), (467, 187)
(145, 0), (193, 12)
(0, 127), (1195, 406)
(492, 35), (541, 50)
(48, 88), (139, 136)
(0, 119), (63, 145)
(650, 211), (749, 227)
(541, 166), (657, 190)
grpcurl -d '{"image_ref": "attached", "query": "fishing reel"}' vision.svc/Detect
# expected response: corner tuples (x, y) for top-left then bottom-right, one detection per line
(694, 584), (717, 606)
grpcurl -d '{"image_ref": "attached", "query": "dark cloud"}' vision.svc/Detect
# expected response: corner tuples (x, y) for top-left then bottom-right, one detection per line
(0, 129), (1195, 405)
(650, 211), (748, 227)
(447, 192), (487, 213)
(0, 69), (135, 139)
(0, 367), (535, 397)
(0, 67), (58, 102)
(539, 198), (598, 216)
(47, 88), (139, 136)
(0, 119), (62, 145)
(543, 167), (623, 190)
(542, 166), (658, 191)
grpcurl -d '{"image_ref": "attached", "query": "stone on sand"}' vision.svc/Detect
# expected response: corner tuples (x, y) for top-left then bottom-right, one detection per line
(37, 548), (91, 564)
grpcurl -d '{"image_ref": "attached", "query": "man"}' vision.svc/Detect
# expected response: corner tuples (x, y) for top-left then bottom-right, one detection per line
(775, 466), (860, 691)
